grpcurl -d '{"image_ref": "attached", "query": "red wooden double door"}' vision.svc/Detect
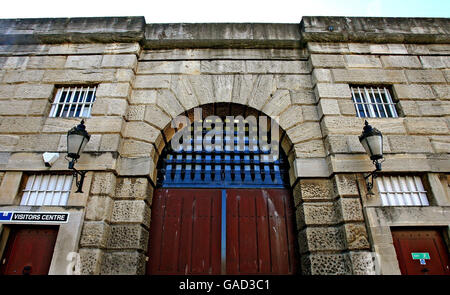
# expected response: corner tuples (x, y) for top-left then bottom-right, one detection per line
(146, 188), (298, 275)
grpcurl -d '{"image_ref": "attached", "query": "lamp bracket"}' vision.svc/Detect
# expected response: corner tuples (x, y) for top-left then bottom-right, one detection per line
(364, 158), (384, 194)
(67, 157), (87, 193)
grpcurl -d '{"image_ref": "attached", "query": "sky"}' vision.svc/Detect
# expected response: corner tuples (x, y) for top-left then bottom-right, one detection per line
(0, 0), (449, 22)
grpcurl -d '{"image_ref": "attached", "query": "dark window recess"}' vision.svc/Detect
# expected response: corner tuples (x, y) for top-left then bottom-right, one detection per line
(156, 122), (290, 189)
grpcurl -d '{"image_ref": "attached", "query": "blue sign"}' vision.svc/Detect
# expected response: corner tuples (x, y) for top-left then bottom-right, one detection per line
(0, 211), (69, 223)
(0, 212), (12, 221)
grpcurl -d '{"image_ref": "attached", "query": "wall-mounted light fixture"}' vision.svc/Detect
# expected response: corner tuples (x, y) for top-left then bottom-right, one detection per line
(359, 120), (384, 193)
(66, 120), (90, 193)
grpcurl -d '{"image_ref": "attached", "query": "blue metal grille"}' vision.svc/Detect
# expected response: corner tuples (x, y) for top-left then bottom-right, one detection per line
(156, 122), (289, 188)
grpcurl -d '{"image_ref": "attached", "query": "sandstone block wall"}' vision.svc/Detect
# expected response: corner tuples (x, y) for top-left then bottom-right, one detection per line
(0, 16), (448, 275)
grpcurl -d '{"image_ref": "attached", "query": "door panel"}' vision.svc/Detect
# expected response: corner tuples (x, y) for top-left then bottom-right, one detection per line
(146, 188), (297, 275)
(226, 189), (297, 274)
(392, 228), (450, 275)
(146, 189), (222, 275)
(0, 226), (58, 275)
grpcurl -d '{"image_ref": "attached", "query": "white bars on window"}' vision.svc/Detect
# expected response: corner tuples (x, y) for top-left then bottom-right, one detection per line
(20, 174), (72, 206)
(376, 175), (429, 206)
(351, 86), (398, 118)
(49, 86), (97, 118)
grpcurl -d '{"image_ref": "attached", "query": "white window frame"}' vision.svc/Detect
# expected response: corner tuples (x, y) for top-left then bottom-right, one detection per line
(49, 86), (97, 118)
(20, 174), (73, 206)
(351, 86), (398, 118)
(376, 175), (429, 206)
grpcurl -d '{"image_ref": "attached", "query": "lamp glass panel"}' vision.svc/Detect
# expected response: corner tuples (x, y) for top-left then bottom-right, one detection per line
(365, 135), (383, 158)
(67, 133), (87, 156)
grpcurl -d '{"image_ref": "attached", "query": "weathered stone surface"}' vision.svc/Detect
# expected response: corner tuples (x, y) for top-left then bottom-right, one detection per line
(247, 75), (275, 110)
(85, 196), (113, 222)
(343, 223), (370, 250)
(156, 89), (184, 118)
(0, 17), (145, 45)
(318, 98), (340, 117)
(311, 69), (332, 84)
(332, 69), (407, 83)
(42, 69), (118, 83)
(126, 105), (145, 121)
(101, 54), (137, 69)
(404, 118), (449, 135)
(138, 61), (200, 74)
(294, 140), (326, 158)
(297, 178), (334, 203)
(338, 198), (364, 221)
(246, 60), (310, 73)
(277, 105), (303, 130)
(333, 174), (359, 197)
(99, 134), (121, 152)
(393, 84), (435, 99)
(322, 117), (406, 135)
(419, 56), (450, 69)
(79, 248), (103, 275)
(301, 105), (320, 121)
(91, 98), (128, 116)
(302, 253), (351, 275)
(405, 70), (446, 83)
(100, 251), (146, 275)
(290, 89), (316, 104)
(276, 74), (312, 90)
(14, 134), (60, 152)
(315, 83), (351, 99)
(200, 60), (244, 74)
(190, 75), (215, 105)
(133, 75), (171, 89)
(143, 105), (171, 130)
(380, 56), (421, 68)
(344, 55), (381, 68)
(262, 89), (290, 116)
(348, 251), (376, 275)
(171, 75), (200, 109)
(123, 121), (160, 144)
(310, 54), (345, 68)
(338, 99), (356, 116)
(297, 202), (342, 228)
(107, 224), (149, 251)
(299, 226), (346, 253)
(90, 172), (117, 196)
(0, 117), (43, 133)
(27, 56), (67, 69)
(96, 82), (130, 98)
(15, 84), (54, 99)
(130, 89), (157, 104)
(80, 221), (110, 248)
(111, 200), (151, 226)
(115, 177), (152, 202)
(0, 100), (33, 115)
(65, 55), (102, 69)
(432, 85), (450, 99)
(286, 122), (322, 144)
(120, 139), (155, 157)
(3, 70), (44, 83)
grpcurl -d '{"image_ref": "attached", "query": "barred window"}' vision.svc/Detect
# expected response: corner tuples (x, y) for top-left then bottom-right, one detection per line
(351, 86), (398, 118)
(49, 86), (97, 118)
(376, 175), (429, 206)
(20, 174), (72, 206)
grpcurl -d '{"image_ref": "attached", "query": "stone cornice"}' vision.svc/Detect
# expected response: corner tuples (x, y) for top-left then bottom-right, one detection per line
(0, 16), (449, 47)
(301, 16), (450, 44)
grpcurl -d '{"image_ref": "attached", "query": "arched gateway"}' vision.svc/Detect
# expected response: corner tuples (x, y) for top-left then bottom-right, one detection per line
(146, 104), (299, 275)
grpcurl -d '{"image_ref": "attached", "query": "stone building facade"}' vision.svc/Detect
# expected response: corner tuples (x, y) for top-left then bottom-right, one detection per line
(0, 16), (449, 275)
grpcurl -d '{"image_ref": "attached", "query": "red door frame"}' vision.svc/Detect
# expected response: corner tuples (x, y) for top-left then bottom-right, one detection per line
(392, 227), (450, 275)
(0, 225), (59, 275)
